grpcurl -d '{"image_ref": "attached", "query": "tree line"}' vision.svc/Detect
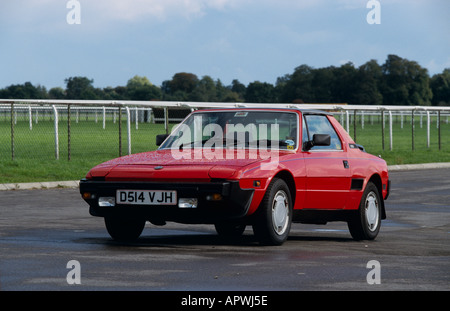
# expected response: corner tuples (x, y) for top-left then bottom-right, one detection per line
(1, 54), (449, 106)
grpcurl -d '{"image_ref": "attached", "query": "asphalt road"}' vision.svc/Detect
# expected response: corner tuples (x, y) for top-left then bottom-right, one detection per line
(0, 169), (449, 292)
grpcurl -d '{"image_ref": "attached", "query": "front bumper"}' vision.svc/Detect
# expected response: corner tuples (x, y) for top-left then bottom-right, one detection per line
(79, 179), (254, 224)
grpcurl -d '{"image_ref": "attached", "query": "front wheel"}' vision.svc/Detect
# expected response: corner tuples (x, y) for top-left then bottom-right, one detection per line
(104, 217), (146, 242)
(347, 182), (382, 240)
(252, 178), (293, 245)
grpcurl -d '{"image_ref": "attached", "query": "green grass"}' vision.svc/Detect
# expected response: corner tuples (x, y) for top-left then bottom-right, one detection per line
(347, 116), (450, 165)
(1, 120), (169, 183)
(0, 116), (449, 183)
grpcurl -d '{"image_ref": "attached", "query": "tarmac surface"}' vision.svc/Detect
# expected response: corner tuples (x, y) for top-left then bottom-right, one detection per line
(0, 165), (449, 291)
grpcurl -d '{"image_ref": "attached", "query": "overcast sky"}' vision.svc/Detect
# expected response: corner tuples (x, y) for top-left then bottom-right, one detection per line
(0, 0), (449, 89)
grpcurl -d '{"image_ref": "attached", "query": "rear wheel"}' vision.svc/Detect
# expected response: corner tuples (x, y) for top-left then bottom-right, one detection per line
(252, 178), (292, 245)
(104, 217), (145, 242)
(347, 182), (382, 240)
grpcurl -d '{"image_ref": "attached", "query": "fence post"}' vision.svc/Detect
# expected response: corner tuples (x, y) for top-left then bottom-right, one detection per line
(118, 106), (122, 157)
(135, 107), (138, 130)
(68, 105), (71, 161)
(381, 110), (385, 151)
(361, 110), (364, 129)
(411, 110), (415, 151)
(29, 105), (32, 130)
(11, 103), (15, 160)
(426, 111), (430, 148)
(126, 106), (131, 155)
(164, 107), (169, 134)
(389, 110), (393, 151)
(400, 111), (403, 129)
(52, 105), (59, 160)
(353, 110), (357, 142)
(438, 111), (441, 150)
(102, 106), (106, 129)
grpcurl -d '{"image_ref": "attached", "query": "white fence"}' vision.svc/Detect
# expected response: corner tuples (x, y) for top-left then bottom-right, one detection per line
(1, 99), (450, 161)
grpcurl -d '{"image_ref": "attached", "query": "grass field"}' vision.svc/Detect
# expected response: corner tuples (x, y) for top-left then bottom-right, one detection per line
(0, 120), (168, 183)
(1, 115), (449, 183)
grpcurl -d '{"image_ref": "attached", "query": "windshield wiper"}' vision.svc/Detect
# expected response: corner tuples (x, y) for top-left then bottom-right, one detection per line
(180, 138), (229, 149)
(180, 138), (291, 149)
(247, 139), (288, 147)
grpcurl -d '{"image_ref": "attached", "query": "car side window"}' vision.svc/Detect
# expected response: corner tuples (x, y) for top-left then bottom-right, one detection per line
(303, 115), (342, 150)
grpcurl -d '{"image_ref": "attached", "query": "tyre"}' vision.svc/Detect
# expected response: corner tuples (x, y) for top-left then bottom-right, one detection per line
(347, 182), (382, 240)
(252, 178), (293, 245)
(214, 222), (246, 238)
(104, 216), (146, 242)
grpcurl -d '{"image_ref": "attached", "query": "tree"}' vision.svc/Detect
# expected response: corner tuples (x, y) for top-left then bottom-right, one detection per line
(279, 65), (315, 103)
(230, 79), (246, 100)
(167, 72), (199, 93)
(430, 69), (450, 106)
(380, 55), (432, 105)
(312, 66), (336, 103)
(65, 77), (98, 99)
(161, 72), (199, 101)
(0, 55), (441, 106)
(126, 75), (152, 89)
(353, 60), (383, 105)
(126, 75), (161, 100)
(0, 82), (48, 99)
(189, 75), (216, 102)
(245, 81), (277, 103)
(334, 63), (360, 103)
(48, 87), (65, 99)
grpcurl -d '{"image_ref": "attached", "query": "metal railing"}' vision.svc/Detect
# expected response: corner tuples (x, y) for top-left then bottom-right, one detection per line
(1, 99), (449, 162)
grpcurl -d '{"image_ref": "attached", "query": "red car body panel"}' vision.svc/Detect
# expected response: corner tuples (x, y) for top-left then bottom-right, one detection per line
(80, 108), (389, 231)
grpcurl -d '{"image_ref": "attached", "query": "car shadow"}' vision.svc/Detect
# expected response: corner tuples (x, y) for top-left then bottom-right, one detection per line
(115, 233), (260, 247)
(287, 235), (354, 243)
(76, 231), (354, 248)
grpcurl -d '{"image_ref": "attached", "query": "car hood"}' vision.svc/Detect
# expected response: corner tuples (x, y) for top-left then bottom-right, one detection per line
(87, 149), (279, 181)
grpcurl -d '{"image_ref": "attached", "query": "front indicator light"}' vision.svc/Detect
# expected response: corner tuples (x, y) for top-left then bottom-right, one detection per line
(206, 193), (223, 201)
(178, 198), (198, 208)
(82, 192), (96, 200)
(98, 197), (115, 207)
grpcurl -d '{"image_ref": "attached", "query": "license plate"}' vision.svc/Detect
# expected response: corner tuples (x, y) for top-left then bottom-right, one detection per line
(116, 190), (177, 205)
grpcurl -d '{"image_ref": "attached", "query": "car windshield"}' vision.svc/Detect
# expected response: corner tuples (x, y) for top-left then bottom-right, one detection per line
(159, 110), (298, 151)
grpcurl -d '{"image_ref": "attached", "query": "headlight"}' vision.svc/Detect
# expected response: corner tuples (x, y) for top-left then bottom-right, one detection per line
(98, 197), (115, 207)
(178, 198), (198, 208)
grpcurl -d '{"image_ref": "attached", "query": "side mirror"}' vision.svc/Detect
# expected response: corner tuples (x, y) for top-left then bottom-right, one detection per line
(303, 134), (331, 151)
(156, 134), (169, 146)
(313, 134), (330, 146)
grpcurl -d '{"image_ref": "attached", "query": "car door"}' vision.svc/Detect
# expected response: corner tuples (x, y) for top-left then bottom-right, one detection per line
(302, 114), (350, 210)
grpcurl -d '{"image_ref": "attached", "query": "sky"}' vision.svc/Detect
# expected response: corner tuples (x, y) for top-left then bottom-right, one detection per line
(0, 0), (449, 90)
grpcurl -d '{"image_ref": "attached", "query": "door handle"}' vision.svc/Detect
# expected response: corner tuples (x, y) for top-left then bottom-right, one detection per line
(343, 160), (349, 169)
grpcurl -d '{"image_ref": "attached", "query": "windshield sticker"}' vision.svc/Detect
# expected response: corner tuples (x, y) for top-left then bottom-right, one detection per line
(234, 112), (248, 117)
(285, 140), (295, 146)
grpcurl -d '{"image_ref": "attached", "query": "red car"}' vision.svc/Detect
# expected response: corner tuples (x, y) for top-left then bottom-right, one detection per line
(80, 108), (390, 245)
